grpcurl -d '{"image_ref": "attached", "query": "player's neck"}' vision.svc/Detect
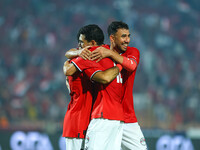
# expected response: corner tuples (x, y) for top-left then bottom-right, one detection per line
(114, 47), (123, 54)
(110, 44), (119, 53)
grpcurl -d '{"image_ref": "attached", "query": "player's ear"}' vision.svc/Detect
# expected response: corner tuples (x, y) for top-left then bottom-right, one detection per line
(90, 40), (97, 46)
(109, 35), (115, 43)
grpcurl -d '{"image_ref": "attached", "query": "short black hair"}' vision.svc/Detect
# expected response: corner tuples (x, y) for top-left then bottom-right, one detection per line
(77, 24), (104, 45)
(107, 21), (129, 36)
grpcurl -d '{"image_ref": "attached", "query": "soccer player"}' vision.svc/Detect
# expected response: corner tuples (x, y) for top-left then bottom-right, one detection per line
(90, 21), (148, 150)
(64, 35), (125, 150)
(62, 24), (122, 150)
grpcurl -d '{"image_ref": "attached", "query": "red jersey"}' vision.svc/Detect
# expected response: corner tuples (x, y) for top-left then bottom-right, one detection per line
(62, 59), (93, 138)
(72, 46), (124, 121)
(121, 46), (140, 123)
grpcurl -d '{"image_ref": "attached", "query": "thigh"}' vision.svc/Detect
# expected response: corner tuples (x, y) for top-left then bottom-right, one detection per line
(66, 138), (85, 150)
(85, 118), (123, 150)
(121, 123), (147, 150)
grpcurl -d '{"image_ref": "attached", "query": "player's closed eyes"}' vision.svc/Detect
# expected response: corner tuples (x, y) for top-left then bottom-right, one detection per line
(121, 34), (131, 38)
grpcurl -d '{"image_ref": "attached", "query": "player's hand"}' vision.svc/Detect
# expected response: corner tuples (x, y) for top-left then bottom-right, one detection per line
(90, 46), (111, 62)
(79, 46), (92, 60)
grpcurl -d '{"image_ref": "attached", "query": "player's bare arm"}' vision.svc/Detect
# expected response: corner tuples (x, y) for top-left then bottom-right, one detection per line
(65, 46), (92, 60)
(64, 59), (122, 84)
(65, 48), (77, 59)
(90, 47), (137, 72)
(92, 47), (124, 63)
(65, 76), (70, 93)
(92, 65), (122, 84)
(63, 60), (122, 83)
(63, 60), (78, 76)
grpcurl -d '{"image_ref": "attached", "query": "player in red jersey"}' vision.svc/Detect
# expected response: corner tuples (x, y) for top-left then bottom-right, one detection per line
(66, 45), (124, 150)
(64, 37), (125, 150)
(62, 24), (122, 150)
(89, 21), (148, 150)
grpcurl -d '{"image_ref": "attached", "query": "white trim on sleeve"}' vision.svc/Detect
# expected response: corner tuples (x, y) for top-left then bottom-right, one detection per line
(71, 61), (82, 72)
(90, 70), (102, 82)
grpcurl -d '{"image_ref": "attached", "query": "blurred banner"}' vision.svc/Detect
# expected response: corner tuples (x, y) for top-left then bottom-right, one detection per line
(0, 129), (200, 150)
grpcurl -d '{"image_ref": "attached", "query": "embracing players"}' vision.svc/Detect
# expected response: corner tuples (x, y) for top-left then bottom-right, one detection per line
(63, 21), (148, 150)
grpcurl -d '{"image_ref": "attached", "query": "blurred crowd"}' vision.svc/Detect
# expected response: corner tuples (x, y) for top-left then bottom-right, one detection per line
(0, 0), (199, 133)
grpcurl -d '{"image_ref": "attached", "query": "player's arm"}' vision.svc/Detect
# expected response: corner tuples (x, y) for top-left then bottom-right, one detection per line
(65, 76), (71, 93)
(71, 56), (123, 84)
(90, 47), (123, 63)
(63, 59), (121, 84)
(91, 65), (122, 84)
(65, 48), (78, 59)
(63, 60), (78, 76)
(90, 47), (137, 72)
(65, 46), (92, 60)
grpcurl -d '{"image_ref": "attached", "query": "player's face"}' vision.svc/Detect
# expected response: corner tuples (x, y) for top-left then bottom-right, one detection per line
(112, 29), (130, 52)
(78, 34), (92, 49)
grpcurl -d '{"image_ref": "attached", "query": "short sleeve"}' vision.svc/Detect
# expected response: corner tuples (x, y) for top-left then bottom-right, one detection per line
(124, 47), (140, 65)
(72, 57), (104, 79)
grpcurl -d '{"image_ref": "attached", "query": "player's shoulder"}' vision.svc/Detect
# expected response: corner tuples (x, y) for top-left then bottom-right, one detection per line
(126, 46), (140, 55)
(90, 44), (110, 52)
(89, 46), (99, 52)
(103, 44), (110, 49)
(127, 46), (139, 52)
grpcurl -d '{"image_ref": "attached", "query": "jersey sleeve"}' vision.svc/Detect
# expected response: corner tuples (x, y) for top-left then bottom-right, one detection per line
(71, 57), (104, 79)
(125, 47), (140, 65)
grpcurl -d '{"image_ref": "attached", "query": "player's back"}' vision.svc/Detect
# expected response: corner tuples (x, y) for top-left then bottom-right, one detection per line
(62, 63), (93, 138)
(91, 51), (124, 121)
(70, 45), (124, 122)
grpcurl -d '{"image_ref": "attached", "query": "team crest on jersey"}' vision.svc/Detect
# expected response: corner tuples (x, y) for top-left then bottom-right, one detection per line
(140, 137), (146, 146)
